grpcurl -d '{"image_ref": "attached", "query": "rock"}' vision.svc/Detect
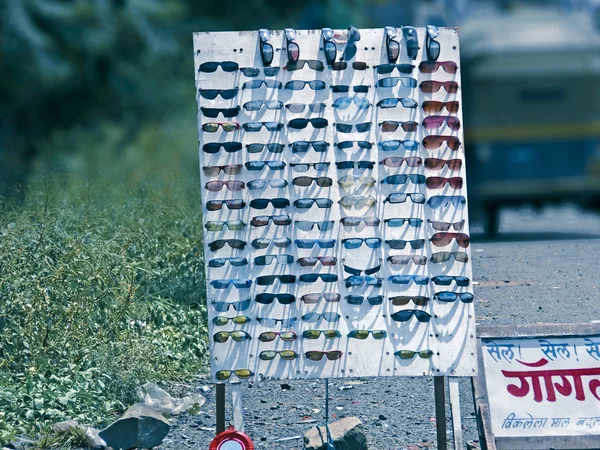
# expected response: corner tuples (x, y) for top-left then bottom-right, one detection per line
(136, 383), (205, 415)
(53, 420), (83, 434)
(99, 403), (170, 450)
(280, 383), (291, 390)
(52, 420), (105, 449)
(85, 426), (106, 449)
(303, 416), (367, 450)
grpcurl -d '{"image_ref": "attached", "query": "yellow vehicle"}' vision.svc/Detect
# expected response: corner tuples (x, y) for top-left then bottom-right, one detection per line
(460, 6), (600, 234)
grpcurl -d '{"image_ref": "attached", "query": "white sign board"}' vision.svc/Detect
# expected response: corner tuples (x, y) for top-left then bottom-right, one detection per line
(193, 27), (476, 383)
(482, 336), (600, 438)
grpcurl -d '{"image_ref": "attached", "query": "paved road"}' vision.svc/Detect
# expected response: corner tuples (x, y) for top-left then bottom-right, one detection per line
(163, 206), (600, 450)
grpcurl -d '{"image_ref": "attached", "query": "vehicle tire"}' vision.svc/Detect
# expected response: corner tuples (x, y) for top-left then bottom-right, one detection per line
(484, 205), (499, 237)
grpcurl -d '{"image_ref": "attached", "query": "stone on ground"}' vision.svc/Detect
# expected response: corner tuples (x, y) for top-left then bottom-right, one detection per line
(303, 416), (368, 450)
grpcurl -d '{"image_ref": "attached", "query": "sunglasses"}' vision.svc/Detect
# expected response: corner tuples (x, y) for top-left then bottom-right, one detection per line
(302, 312), (341, 323)
(240, 67), (280, 77)
(376, 77), (417, 88)
(432, 275), (470, 286)
(296, 220), (335, 231)
(255, 293), (296, 304)
(285, 80), (327, 91)
(212, 315), (250, 326)
(380, 157), (422, 168)
(386, 239), (426, 250)
(203, 142), (243, 154)
(286, 59), (324, 71)
(206, 199), (245, 211)
(295, 239), (336, 249)
(434, 291), (474, 303)
(210, 279), (252, 289)
(422, 135), (461, 150)
(205, 180), (245, 192)
(213, 331), (251, 343)
(423, 101), (460, 114)
(294, 198), (333, 209)
(303, 329), (341, 339)
(426, 177), (463, 189)
(257, 317), (298, 327)
(297, 256), (338, 267)
(245, 161), (286, 171)
(255, 275), (297, 286)
(242, 121), (284, 132)
(259, 350), (299, 361)
(345, 295), (384, 305)
(384, 218), (423, 227)
(242, 80), (282, 90)
(428, 219), (465, 231)
(332, 85), (370, 93)
(348, 330), (387, 340)
(215, 369), (253, 380)
(395, 349), (434, 359)
(198, 88), (239, 100)
(258, 331), (297, 342)
(387, 255), (428, 265)
(305, 350), (343, 361)
(339, 195), (377, 209)
(427, 195), (466, 209)
(299, 273), (339, 283)
(386, 26), (400, 62)
(378, 140), (420, 151)
(301, 293), (341, 303)
(389, 295), (430, 306)
(336, 141), (373, 150)
(202, 164), (242, 176)
(424, 158), (462, 170)
(332, 96), (371, 110)
(338, 175), (376, 189)
(340, 216), (380, 227)
(252, 237), (292, 249)
(205, 220), (246, 232)
(246, 143), (284, 154)
(285, 103), (326, 113)
(212, 299), (251, 312)
(377, 98), (418, 109)
(290, 162), (330, 172)
(343, 262), (382, 276)
(374, 63), (415, 74)
(384, 193), (426, 204)
(345, 275), (383, 288)
(202, 122), (240, 132)
(381, 174), (426, 185)
(292, 176), (333, 187)
(430, 251), (469, 263)
(419, 61), (458, 73)
(402, 26), (419, 59)
(423, 116), (461, 131)
(198, 61), (238, 72)
(249, 198), (290, 210)
(336, 161), (375, 170)
(331, 61), (369, 70)
(335, 122), (372, 133)
(288, 118), (328, 129)
(247, 179), (288, 190)
(201, 107), (240, 118)
(243, 100), (283, 112)
(388, 275), (430, 285)
(391, 309), (432, 322)
(290, 141), (329, 153)
(208, 239), (246, 251)
(342, 237), (381, 249)
(253, 254), (294, 266)
(379, 120), (418, 132)
(208, 257), (248, 268)
(431, 232), (470, 248)
(420, 81), (459, 94)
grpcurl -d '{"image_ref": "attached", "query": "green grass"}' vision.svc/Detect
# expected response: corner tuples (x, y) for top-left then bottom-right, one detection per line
(0, 113), (209, 443)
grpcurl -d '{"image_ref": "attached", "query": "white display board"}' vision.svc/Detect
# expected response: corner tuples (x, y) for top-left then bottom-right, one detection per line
(193, 27), (476, 382)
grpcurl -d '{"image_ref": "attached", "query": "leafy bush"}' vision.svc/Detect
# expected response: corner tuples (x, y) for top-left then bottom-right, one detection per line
(0, 114), (209, 442)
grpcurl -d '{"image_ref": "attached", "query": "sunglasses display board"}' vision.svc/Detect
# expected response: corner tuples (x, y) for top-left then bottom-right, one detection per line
(193, 27), (476, 383)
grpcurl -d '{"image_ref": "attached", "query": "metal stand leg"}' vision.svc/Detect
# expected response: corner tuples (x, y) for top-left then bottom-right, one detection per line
(324, 378), (336, 450)
(434, 376), (448, 450)
(216, 383), (226, 435)
(449, 378), (463, 450)
(231, 381), (244, 432)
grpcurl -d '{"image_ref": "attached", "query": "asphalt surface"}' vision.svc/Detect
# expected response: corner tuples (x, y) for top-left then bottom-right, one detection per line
(161, 206), (600, 450)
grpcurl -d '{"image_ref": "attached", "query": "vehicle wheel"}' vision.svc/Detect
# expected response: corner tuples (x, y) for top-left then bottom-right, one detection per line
(483, 205), (499, 237)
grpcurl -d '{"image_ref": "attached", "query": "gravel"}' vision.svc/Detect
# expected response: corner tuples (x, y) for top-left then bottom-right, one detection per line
(160, 205), (600, 450)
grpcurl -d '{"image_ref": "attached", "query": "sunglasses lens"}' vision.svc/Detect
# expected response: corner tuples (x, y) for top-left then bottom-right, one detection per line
(222, 122), (238, 132)
(447, 101), (460, 113)
(303, 330), (321, 339)
(260, 351), (277, 361)
(372, 330), (387, 339)
(419, 350), (434, 359)
(349, 330), (369, 339)
(216, 370), (231, 380)
(281, 350), (299, 360)
(213, 317), (229, 325)
(213, 332), (229, 343)
(327, 351), (343, 360)
(261, 43), (274, 65)
(387, 40), (400, 61)
(419, 62), (437, 73)
(305, 351), (323, 361)
(325, 42), (337, 64)
(396, 350), (416, 359)
(259, 332), (277, 342)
